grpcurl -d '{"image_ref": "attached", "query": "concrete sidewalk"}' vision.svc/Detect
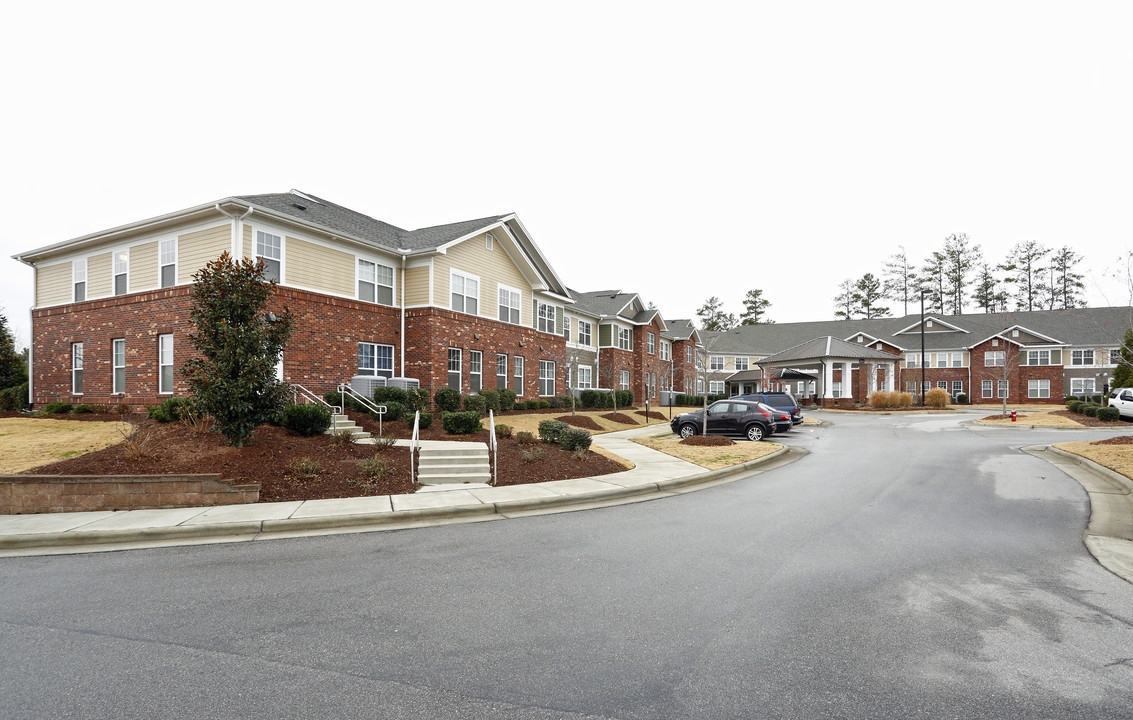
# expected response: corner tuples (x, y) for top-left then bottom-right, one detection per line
(0, 423), (798, 556)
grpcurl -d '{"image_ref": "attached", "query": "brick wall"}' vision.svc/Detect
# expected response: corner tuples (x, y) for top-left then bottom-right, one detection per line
(670, 339), (698, 394)
(632, 320), (670, 402)
(598, 347), (634, 393)
(0, 474), (258, 513)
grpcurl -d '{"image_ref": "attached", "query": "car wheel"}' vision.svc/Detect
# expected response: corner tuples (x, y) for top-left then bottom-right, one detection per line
(746, 424), (764, 442)
(679, 423), (698, 439)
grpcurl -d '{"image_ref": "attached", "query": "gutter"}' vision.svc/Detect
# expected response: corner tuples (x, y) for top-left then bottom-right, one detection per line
(400, 253), (407, 377)
(213, 203), (254, 257)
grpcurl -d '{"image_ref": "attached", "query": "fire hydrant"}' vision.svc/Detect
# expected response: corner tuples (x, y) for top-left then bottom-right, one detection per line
(1011, 410), (1017, 422)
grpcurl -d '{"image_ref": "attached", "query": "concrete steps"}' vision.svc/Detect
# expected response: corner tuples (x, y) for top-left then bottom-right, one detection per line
(325, 414), (372, 441)
(417, 443), (491, 485)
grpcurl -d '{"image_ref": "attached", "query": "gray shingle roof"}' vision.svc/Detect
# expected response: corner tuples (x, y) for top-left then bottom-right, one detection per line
(666, 319), (698, 341)
(760, 336), (902, 364)
(568, 289), (637, 319)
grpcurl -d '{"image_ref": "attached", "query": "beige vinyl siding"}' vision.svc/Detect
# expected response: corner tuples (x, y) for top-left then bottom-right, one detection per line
(87, 252), (112, 298)
(434, 231), (531, 325)
(178, 225), (231, 284)
(129, 241), (159, 292)
(405, 265), (430, 306)
(242, 224), (252, 259)
(35, 263), (71, 306)
(285, 237), (354, 296)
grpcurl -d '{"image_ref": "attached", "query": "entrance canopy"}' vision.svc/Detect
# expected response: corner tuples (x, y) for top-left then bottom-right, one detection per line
(757, 336), (900, 404)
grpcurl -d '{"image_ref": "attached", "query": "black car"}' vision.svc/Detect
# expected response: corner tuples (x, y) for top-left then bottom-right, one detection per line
(732, 392), (802, 425)
(670, 400), (776, 441)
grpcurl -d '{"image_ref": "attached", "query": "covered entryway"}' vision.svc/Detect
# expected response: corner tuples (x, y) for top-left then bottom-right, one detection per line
(756, 336), (900, 408)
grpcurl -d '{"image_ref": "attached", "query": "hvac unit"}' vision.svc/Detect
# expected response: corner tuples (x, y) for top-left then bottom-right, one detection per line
(386, 377), (421, 390)
(350, 375), (388, 398)
(660, 390), (679, 406)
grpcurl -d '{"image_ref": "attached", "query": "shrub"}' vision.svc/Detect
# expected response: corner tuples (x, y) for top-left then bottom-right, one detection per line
(378, 400), (404, 423)
(330, 429), (357, 447)
(556, 394), (574, 410)
(494, 423), (513, 438)
(924, 388), (951, 408)
(0, 382), (29, 411)
(520, 445), (544, 462)
(707, 393), (728, 404)
(478, 388), (501, 412)
(1097, 406), (1120, 422)
(676, 394), (706, 406)
(538, 419), (569, 444)
(463, 394), (487, 415)
(434, 387), (461, 412)
(580, 389), (604, 408)
(558, 427), (592, 452)
(615, 390), (634, 408)
(521, 400), (539, 410)
(1068, 400), (1083, 414)
(1082, 404), (1099, 418)
(147, 396), (191, 423)
(441, 410), (482, 434)
(44, 402), (73, 414)
(1064, 395), (1079, 405)
(498, 388), (517, 412)
(404, 387), (431, 413)
(869, 391), (893, 409)
(281, 403), (332, 436)
(536, 400), (551, 409)
(373, 385), (408, 405)
(74, 404), (94, 414)
(516, 430), (538, 445)
(324, 390), (367, 413)
(892, 392), (913, 408)
(287, 457), (321, 481)
(358, 457), (388, 479)
(956, 393), (968, 405)
(403, 411), (433, 429)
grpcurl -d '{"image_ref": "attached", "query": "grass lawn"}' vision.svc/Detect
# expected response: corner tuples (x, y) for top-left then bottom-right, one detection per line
(631, 436), (783, 470)
(0, 417), (132, 473)
(1055, 437), (1133, 481)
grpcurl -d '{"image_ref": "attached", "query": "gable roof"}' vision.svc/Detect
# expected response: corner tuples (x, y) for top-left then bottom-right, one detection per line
(759, 336), (901, 365)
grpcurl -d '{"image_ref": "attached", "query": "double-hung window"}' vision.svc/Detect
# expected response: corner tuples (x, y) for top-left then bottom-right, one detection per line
(935, 353), (948, 368)
(906, 353), (919, 368)
(1028, 379), (1050, 399)
(982, 380), (993, 398)
(578, 321), (592, 347)
(952, 380), (963, 396)
(159, 238), (177, 288)
(498, 286), (521, 324)
(577, 365), (592, 390)
(951, 353), (963, 367)
(451, 271), (479, 315)
(984, 351), (1005, 367)
(73, 259), (87, 302)
(735, 357), (749, 371)
(358, 259), (394, 305)
(660, 340), (670, 361)
(937, 381), (948, 390)
(539, 360), (555, 397)
(686, 346), (692, 363)
(448, 348), (462, 390)
(112, 339), (126, 394)
(72, 343), (84, 394)
(1112, 349), (1123, 365)
(470, 351), (483, 393)
(358, 342), (394, 378)
(113, 250), (129, 295)
(255, 231), (282, 281)
(1071, 349), (1094, 366)
(647, 333), (655, 354)
(620, 370), (630, 390)
(1023, 349), (1051, 366)
(537, 303), (557, 334)
(1071, 378), (1096, 396)
(563, 319), (571, 343)
(998, 380), (1009, 398)
(710, 380), (724, 395)
(617, 327), (631, 350)
(710, 355), (724, 371)
(514, 356), (524, 396)
(158, 334), (174, 394)
(496, 354), (507, 389)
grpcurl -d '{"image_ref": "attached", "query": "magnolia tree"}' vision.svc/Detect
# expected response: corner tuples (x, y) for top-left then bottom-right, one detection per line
(183, 252), (293, 446)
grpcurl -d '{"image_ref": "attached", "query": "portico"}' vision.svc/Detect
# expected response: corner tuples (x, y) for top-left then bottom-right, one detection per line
(757, 336), (900, 407)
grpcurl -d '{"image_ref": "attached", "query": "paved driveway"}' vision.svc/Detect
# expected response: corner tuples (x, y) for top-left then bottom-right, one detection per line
(1, 412), (1130, 719)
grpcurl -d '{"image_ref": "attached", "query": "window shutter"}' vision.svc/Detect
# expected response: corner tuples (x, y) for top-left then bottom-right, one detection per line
(533, 299), (538, 328)
(556, 306), (564, 333)
(599, 324), (611, 346)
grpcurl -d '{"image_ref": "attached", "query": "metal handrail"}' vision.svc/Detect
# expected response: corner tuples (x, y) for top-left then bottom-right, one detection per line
(337, 383), (387, 436)
(488, 409), (497, 486)
(291, 382), (342, 434)
(409, 410), (420, 487)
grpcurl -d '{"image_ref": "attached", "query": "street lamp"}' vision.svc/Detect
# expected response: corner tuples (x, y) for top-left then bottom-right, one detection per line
(920, 289), (930, 407)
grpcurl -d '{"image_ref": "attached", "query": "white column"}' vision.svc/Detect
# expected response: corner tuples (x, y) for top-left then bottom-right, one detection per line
(867, 362), (877, 395)
(884, 362), (894, 391)
(823, 362), (835, 399)
(841, 361), (853, 400)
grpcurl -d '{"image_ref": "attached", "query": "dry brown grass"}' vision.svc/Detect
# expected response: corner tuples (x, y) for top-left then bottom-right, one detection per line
(1055, 440), (1133, 480)
(0, 417), (133, 474)
(632, 436), (782, 470)
(868, 391), (914, 409)
(976, 411), (1083, 427)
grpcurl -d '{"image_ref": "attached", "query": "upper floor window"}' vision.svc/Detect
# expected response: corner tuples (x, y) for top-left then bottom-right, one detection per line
(1113, 348), (1124, 365)
(538, 303), (557, 334)
(647, 333), (656, 354)
(686, 345), (692, 363)
(358, 259), (394, 305)
(451, 271), (479, 315)
(563, 319), (571, 343)
(1071, 349), (1094, 366)
(1022, 349), (1052, 366)
(255, 230), (282, 282)
(617, 327), (632, 350)
(498, 286), (521, 324)
(73, 259), (87, 302)
(906, 353), (920, 368)
(984, 351), (1005, 367)
(735, 357), (749, 371)
(159, 238), (177, 288)
(358, 342), (394, 378)
(660, 340), (670, 361)
(578, 321), (592, 347)
(710, 355), (724, 371)
(934, 353), (948, 368)
(113, 250), (129, 295)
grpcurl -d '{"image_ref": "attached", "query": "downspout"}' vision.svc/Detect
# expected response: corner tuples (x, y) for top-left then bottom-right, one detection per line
(214, 203), (254, 258)
(400, 253), (407, 378)
(27, 303), (33, 406)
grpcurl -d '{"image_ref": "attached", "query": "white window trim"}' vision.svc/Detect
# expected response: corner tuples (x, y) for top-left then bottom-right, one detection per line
(647, 333), (656, 354)
(514, 356), (524, 397)
(660, 339), (671, 361)
(113, 248), (129, 296)
(709, 355), (724, 371)
(448, 347), (463, 390)
(498, 283), (522, 325)
(1028, 378), (1051, 399)
(450, 269), (481, 316)
(1071, 378), (1096, 395)
(470, 350), (483, 392)
(254, 229), (285, 283)
(72, 342), (83, 395)
(1071, 349), (1095, 367)
(358, 341), (395, 378)
(112, 339), (126, 395)
(72, 258), (87, 303)
(537, 302), (558, 334)
(159, 237), (178, 289)
(577, 364), (593, 390)
(356, 257), (396, 306)
(620, 369), (630, 391)
(617, 327), (632, 351)
(539, 360), (556, 397)
(496, 354), (508, 389)
(735, 356), (749, 371)
(577, 320), (592, 348)
(158, 334), (174, 395)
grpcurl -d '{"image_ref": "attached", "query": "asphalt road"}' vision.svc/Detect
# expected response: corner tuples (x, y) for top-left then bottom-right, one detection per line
(2, 412), (1132, 719)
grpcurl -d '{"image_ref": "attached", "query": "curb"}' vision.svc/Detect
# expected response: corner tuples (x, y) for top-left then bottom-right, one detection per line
(973, 419), (1131, 431)
(0, 446), (801, 555)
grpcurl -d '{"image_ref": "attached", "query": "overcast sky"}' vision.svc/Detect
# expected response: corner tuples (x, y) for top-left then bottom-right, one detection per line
(3, 1), (1131, 347)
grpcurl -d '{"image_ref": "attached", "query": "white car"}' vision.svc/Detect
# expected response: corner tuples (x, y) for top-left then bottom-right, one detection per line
(1110, 387), (1133, 420)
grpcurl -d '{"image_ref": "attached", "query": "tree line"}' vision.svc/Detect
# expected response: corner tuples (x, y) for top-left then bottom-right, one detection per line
(696, 289), (773, 331)
(834, 234), (1086, 320)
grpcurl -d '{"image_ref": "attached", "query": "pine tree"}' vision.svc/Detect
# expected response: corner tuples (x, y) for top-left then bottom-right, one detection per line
(834, 279), (859, 320)
(1115, 328), (1133, 388)
(739, 289), (773, 325)
(972, 263), (1009, 313)
(0, 310), (27, 390)
(182, 252), (293, 446)
(942, 232), (980, 315)
(696, 296), (736, 331)
(854, 273), (890, 319)
(882, 246), (918, 316)
(1050, 246), (1086, 310)
(1001, 241), (1050, 311)
(919, 251), (946, 314)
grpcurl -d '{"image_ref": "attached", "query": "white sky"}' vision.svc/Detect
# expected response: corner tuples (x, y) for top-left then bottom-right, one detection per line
(2, 1), (1131, 348)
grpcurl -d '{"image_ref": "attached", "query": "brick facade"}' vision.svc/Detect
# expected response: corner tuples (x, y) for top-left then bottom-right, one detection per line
(632, 319), (670, 403)
(598, 347), (634, 395)
(670, 339), (698, 395)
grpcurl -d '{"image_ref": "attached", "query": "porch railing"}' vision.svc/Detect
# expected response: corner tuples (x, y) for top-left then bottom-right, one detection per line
(336, 383), (387, 435)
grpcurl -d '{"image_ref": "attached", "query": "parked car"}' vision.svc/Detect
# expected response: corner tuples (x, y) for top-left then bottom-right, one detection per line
(670, 400), (777, 441)
(762, 403), (794, 434)
(732, 392), (803, 425)
(1110, 387), (1133, 420)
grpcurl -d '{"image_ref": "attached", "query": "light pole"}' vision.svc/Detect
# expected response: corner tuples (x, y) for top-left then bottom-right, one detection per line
(920, 289), (930, 406)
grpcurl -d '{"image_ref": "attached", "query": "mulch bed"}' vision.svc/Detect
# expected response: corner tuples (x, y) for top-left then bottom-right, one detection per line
(18, 411), (626, 502)
(1051, 410), (1128, 427)
(557, 414), (604, 430)
(636, 410), (667, 421)
(679, 435), (734, 446)
(1092, 436), (1133, 446)
(601, 412), (637, 424)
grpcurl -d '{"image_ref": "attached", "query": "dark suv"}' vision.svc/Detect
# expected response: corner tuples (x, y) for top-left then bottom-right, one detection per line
(732, 392), (802, 425)
(670, 400), (776, 441)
